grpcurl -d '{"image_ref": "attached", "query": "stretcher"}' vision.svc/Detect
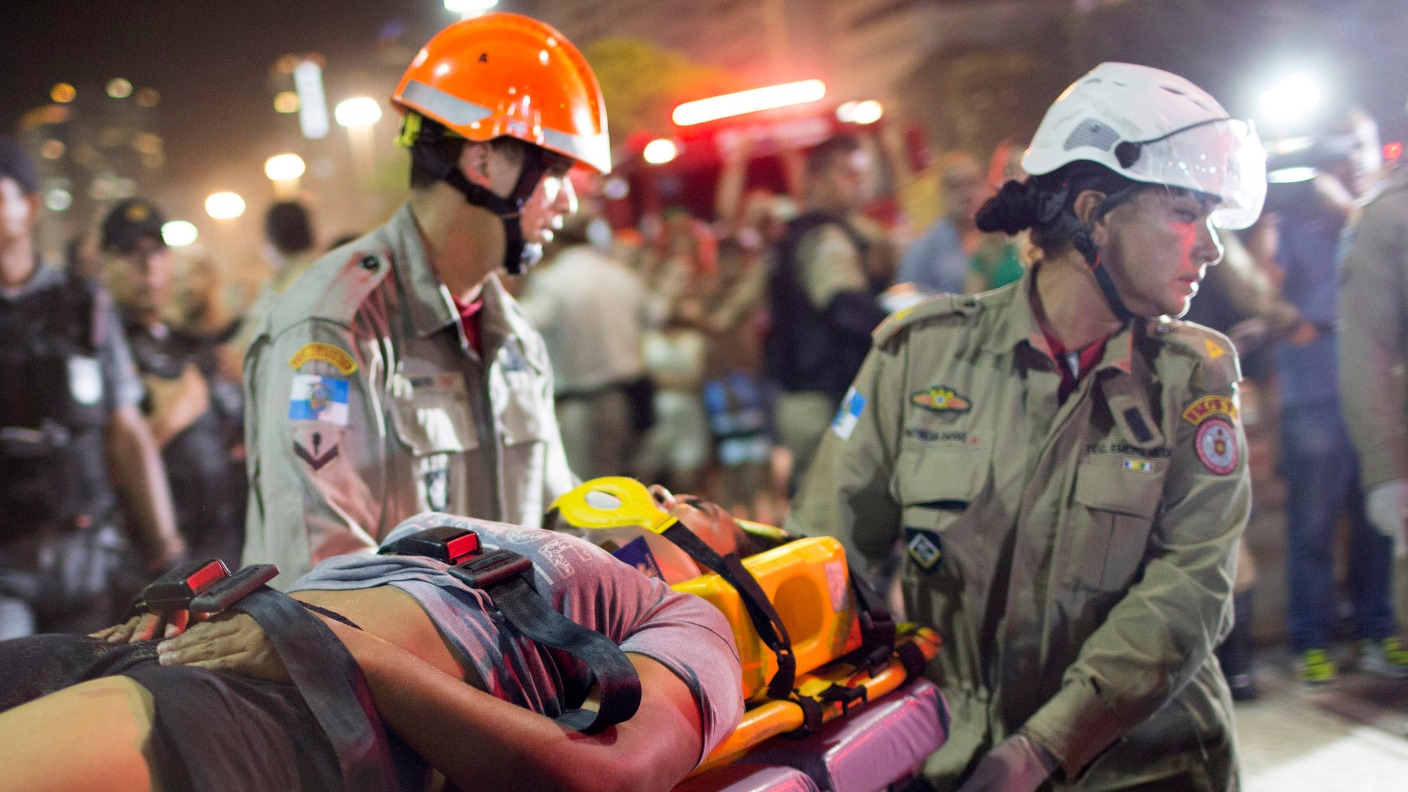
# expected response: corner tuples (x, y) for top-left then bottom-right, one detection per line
(552, 478), (949, 792)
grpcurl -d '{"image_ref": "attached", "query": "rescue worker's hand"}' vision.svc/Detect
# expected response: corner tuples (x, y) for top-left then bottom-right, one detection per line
(956, 734), (1057, 792)
(156, 611), (290, 683)
(1366, 480), (1408, 558)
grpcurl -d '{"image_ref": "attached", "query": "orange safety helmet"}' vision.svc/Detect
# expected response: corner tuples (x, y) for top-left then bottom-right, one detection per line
(393, 12), (611, 175)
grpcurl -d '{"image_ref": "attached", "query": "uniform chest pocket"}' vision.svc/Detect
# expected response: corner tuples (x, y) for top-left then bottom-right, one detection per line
(389, 375), (478, 456)
(496, 372), (550, 448)
(897, 448), (991, 574)
(1072, 455), (1166, 591)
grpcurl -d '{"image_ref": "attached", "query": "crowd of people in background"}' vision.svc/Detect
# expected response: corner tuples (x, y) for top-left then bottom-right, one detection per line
(3, 78), (1408, 705)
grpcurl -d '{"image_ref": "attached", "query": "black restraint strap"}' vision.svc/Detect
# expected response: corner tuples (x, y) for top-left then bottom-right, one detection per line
(233, 588), (400, 792)
(659, 520), (797, 700)
(462, 569), (643, 734)
(381, 531), (642, 735)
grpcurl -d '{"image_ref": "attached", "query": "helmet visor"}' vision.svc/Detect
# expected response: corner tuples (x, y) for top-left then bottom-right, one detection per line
(1127, 118), (1266, 230)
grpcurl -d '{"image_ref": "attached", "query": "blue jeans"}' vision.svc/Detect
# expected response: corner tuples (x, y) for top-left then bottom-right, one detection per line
(1279, 401), (1397, 651)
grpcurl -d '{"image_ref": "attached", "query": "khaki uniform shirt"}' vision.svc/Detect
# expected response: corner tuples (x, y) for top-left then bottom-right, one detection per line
(243, 203), (575, 587)
(1340, 168), (1408, 491)
(788, 268), (1248, 790)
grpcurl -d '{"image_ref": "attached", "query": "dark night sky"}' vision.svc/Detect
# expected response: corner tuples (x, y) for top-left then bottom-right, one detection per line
(1, 1), (459, 179)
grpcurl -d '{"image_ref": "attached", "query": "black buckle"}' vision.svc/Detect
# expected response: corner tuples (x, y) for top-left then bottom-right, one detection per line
(817, 682), (868, 717)
(190, 564), (279, 613)
(135, 558), (230, 612)
(380, 526), (482, 565)
(448, 548), (532, 589)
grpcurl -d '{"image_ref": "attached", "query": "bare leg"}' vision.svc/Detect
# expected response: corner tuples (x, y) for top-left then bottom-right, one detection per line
(0, 676), (157, 792)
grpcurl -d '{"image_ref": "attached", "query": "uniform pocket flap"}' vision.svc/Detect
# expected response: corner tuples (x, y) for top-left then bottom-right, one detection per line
(897, 449), (989, 509)
(1074, 454), (1164, 520)
(389, 376), (477, 456)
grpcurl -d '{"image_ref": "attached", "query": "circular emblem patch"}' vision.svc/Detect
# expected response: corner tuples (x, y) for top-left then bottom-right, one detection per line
(1194, 417), (1238, 475)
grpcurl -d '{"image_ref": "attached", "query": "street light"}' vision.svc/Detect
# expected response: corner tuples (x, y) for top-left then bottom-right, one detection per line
(643, 139), (679, 165)
(265, 153), (306, 198)
(445, 0), (498, 18)
(335, 97), (383, 185)
(205, 192), (246, 220)
(162, 220), (199, 247)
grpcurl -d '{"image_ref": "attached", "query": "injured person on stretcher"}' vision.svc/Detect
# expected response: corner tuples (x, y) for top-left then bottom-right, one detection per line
(0, 509), (745, 792)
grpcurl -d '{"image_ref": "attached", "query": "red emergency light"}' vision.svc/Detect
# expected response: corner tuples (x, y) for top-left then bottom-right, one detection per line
(1385, 141), (1403, 163)
(672, 79), (827, 127)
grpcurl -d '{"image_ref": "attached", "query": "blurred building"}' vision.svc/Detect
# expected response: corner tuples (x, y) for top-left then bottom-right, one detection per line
(17, 80), (167, 260)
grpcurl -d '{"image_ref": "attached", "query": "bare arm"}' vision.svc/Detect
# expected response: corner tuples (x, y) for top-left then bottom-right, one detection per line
(159, 613), (705, 792)
(105, 404), (185, 571)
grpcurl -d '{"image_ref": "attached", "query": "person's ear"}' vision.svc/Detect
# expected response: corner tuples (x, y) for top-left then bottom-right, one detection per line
(1073, 189), (1110, 245)
(457, 141), (493, 188)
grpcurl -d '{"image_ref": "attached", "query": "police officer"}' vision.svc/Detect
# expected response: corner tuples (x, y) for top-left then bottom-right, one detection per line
(766, 134), (889, 491)
(242, 13), (605, 586)
(0, 140), (185, 639)
(102, 198), (244, 566)
(788, 64), (1265, 791)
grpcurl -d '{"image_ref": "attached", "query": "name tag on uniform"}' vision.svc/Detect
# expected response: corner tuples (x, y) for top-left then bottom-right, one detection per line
(289, 375), (349, 426)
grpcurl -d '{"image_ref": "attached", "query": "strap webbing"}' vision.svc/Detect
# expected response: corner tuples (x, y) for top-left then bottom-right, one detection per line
(659, 521), (797, 699)
(234, 588), (400, 792)
(461, 570), (642, 734)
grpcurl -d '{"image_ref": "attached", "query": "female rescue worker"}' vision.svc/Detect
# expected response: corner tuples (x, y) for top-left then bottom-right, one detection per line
(788, 62), (1266, 791)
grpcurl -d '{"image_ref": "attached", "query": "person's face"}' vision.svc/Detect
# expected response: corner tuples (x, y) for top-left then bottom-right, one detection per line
(1096, 188), (1224, 318)
(818, 149), (872, 213)
(0, 178), (38, 249)
(105, 235), (173, 320)
(477, 143), (578, 247)
(942, 160), (985, 226)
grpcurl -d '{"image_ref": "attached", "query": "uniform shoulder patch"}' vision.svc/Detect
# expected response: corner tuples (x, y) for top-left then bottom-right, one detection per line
(872, 293), (977, 346)
(1148, 318), (1241, 389)
(289, 342), (358, 374)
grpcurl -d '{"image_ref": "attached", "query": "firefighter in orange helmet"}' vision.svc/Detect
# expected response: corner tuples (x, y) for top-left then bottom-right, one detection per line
(242, 13), (609, 586)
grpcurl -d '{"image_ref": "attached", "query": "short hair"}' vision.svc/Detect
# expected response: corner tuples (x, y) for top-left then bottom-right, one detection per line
(806, 134), (864, 177)
(265, 201), (314, 255)
(0, 138), (40, 196)
(407, 115), (529, 190)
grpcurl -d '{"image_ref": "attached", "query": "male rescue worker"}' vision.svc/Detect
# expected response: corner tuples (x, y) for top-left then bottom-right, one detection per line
(0, 140), (185, 638)
(242, 13), (602, 586)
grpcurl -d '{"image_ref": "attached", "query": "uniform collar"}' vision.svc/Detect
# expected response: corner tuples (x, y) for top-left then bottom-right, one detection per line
(986, 262), (1137, 376)
(386, 203), (541, 371)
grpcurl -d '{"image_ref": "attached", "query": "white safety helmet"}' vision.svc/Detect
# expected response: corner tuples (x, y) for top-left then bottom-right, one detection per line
(1023, 62), (1267, 229)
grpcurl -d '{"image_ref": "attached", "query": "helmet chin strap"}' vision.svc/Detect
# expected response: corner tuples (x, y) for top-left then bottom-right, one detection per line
(1070, 185), (1141, 324)
(1072, 229), (1134, 323)
(413, 140), (550, 275)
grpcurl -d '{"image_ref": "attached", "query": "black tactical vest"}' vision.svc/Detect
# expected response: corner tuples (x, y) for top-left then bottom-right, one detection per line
(0, 272), (114, 536)
(764, 211), (875, 401)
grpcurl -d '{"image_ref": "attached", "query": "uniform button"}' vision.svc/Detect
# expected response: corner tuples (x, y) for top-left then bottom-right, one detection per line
(360, 255), (379, 270)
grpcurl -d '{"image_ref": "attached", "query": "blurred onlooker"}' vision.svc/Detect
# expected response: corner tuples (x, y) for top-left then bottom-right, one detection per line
(965, 138), (1029, 293)
(896, 151), (985, 295)
(229, 200), (318, 355)
(702, 189), (785, 522)
(638, 211), (717, 495)
(1340, 123), (1408, 613)
(1271, 111), (1408, 684)
(101, 198), (244, 567)
(765, 134), (889, 492)
(0, 140), (184, 639)
(63, 231), (103, 284)
(520, 213), (662, 480)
